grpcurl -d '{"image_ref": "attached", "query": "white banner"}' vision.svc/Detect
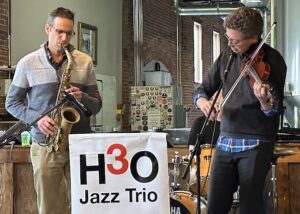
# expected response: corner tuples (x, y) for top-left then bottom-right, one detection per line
(69, 132), (170, 214)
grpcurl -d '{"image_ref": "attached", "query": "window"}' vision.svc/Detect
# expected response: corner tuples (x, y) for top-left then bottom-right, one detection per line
(194, 22), (203, 83)
(212, 31), (221, 62)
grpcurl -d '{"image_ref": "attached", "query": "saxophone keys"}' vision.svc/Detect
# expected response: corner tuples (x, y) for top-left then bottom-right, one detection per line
(54, 143), (59, 152)
(47, 145), (53, 153)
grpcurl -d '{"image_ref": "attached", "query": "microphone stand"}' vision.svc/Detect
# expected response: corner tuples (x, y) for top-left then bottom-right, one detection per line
(182, 51), (234, 214)
(0, 98), (69, 148)
(181, 83), (223, 214)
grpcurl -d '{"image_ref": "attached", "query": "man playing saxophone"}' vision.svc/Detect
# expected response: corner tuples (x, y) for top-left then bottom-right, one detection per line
(5, 7), (102, 214)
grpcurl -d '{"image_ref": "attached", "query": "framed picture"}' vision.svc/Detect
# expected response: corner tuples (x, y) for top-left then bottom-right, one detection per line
(78, 22), (98, 65)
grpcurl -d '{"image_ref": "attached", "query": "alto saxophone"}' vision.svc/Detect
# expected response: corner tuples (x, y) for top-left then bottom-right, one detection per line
(46, 45), (80, 152)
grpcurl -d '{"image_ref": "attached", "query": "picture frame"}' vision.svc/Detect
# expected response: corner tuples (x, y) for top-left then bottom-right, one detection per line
(77, 22), (98, 65)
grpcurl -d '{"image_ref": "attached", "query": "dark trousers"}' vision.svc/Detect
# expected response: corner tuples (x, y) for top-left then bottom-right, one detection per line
(207, 142), (274, 214)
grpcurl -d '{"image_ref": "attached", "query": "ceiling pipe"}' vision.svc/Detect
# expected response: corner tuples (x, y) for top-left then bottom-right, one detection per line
(174, 0), (243, 16)
(133, 0), (143, 86)
(174, 0), (270, 16)
(177, 7), (240, 16)
(175, 0), (182, 105)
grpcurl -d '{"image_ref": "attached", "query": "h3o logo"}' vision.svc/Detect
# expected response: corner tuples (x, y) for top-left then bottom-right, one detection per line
(80, 143), (159, 185)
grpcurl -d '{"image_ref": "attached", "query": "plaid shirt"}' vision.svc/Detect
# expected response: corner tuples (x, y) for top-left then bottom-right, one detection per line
(217, 136), (260, 152)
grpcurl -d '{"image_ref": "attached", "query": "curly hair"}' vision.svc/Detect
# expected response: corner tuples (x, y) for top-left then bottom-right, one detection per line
(47, 7), (75, 25)
(224, 7), (263, 39)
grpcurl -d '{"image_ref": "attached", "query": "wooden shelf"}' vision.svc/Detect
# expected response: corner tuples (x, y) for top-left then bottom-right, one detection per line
(0, 121), (18, 124)
(0, 67), (15, 130)
(0, 67), (15, 72)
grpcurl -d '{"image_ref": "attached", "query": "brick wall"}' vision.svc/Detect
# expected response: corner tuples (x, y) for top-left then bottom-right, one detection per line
(143, 0), (177, 84)
(122, 0), (227, 130)
(0, 0), (9, 66)
(181, 16), (227, 127)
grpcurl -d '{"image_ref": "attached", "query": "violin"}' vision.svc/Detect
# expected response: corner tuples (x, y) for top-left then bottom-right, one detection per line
(242, 48), (277, 104)
(243, 48), (270, 88)
(220, 22), (277, 109)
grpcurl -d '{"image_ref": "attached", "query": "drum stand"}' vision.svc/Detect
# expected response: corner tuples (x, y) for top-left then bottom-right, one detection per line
(170, 151), (182, 191)
(268, 147), (295, 214)
(269, 159), (278, 214)
(228, 187), (240, 214)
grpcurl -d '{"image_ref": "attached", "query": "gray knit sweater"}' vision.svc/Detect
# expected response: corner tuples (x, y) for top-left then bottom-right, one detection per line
(5, 43), (102, 143)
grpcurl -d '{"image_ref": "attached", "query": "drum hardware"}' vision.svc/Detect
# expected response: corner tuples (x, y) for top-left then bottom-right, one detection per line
(182, 141), (216, 214)
(170, 191), (207, 214)
(267, 147), (295, 214)
(189, 144), (215, 197)
(228, 187), (240, 214)
(170, 151), (183, 191)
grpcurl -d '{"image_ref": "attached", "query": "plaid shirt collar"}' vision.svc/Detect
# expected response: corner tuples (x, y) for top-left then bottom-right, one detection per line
(44, 42), (67, 70)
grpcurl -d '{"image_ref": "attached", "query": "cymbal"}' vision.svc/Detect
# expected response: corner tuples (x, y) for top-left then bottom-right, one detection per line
(273, 147), (296, 159)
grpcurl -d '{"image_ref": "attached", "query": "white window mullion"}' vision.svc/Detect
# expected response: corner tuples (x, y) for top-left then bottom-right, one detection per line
(194, 22), (203, 83)
(213, 31), (221, 62)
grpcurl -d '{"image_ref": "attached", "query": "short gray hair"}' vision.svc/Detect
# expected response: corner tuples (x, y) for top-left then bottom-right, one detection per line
(47, 7), (75, 25)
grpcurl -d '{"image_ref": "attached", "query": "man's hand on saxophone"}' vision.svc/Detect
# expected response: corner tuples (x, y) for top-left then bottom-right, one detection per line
(37, 115), (58, 135)
(65, 85), (82, 101)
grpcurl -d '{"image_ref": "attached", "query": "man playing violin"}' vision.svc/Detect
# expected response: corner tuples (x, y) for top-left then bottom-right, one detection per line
(194, 7), (286, 213)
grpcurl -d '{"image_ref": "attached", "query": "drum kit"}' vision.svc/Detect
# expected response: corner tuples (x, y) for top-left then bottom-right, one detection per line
(168, 144), (214, 214)
(170, 191), (207, 214)
(168, 144), (295, 214)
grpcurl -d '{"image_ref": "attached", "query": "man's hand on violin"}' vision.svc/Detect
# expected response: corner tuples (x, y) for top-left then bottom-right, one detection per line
(197, 97), (219, 121)
(253, 82), (272, 110)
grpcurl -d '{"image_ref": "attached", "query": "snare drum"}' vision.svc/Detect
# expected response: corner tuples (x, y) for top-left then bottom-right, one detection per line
(189, 144), (215, 196)
(170, 191), (207, 214)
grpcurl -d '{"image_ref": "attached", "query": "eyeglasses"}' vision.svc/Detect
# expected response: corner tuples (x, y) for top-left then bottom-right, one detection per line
(50, 25), (75, 38)
(224, 33), (247, 46)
